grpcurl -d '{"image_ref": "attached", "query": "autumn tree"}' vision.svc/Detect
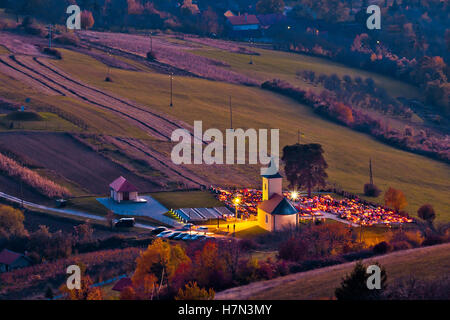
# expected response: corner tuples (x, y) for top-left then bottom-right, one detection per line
(64, 275), (103, 300)
(335, 261), (387, 300)
(0, 204), (27, 239)
(133, 238), (190, 295)
(192, 241), (228, 290)
(175, 281), (215, 300)
(256, 0), (285, 14)
(282, 143), (328, 197)
(384, 187), (407, 212)
(81, 10), (95, 30)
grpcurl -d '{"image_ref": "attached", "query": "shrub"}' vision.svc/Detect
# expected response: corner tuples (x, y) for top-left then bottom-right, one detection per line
(5, 111), (43, 121)
(335, 261), (387, 300)
(390, 240), (412, 251)
(54, 33), (79, 46)
(146, 51), (156, 61)
(42, 48), (62, 60)
(175, 281), (215, 300)
(364, 183), (381, 197)
(417, 204), (436, 224)
(422, 234), (443, 246)
(373, 241), (391, 255)
(278, 237), (308, 262)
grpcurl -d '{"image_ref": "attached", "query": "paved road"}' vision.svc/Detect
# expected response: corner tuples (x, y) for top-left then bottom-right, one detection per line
(0, 192), (155, 230)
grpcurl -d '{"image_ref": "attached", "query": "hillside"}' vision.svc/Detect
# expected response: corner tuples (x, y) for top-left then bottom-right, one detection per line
(216, 243), (450, 300)
(0, 29), (448, 220)
(51, 48), (449, 221)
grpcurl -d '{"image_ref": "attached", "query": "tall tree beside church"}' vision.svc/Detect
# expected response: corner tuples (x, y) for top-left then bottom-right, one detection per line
(282, 143), (328, 197)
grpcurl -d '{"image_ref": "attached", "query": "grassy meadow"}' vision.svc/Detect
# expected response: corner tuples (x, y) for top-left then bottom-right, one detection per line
(247, 243), (450, 300)
(51, 49), (450, 221)
(191, 45), (420, 99)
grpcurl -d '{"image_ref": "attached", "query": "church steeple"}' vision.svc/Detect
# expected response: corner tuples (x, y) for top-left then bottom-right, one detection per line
(261, 170), (282, 201)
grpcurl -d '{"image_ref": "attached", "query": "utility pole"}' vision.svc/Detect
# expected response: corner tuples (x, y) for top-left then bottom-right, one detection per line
(229, 96), (233, 129)
(150, 32), (153, 53)
(297, 129), (304, 144)
(170, 73), (173, 107)
(369, 158), (374, 185)
(47, 25), (53, 48)
(106, 49), (111, 80)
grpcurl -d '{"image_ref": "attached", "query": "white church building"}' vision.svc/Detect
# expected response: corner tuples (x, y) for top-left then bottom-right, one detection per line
(257, 170), (298, 232)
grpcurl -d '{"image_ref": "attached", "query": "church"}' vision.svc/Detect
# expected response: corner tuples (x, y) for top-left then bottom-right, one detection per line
(257, 170), (298, 232)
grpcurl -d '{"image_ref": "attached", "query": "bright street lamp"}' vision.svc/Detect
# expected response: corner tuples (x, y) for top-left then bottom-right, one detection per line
(233, 197), (240, 222)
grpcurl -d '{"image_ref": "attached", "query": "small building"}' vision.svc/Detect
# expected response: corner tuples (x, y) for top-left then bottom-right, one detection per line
(226, 14), (260, 31)
(0, 249), (31, 273)
(257, 171), (298, 232)
(109, 176), (139, 203)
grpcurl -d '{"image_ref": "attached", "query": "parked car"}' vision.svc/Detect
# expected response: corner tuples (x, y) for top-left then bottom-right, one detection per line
(179, 224), (194, 231)
(114, 218), (135, 228)
(190, 234), (203, 241)
(167, 232), (181, 239)
(151, 227), (167, 235)
(174, 233), (188, 240)
(157, 230), (173, 238)
(181, 233), (193, 241)
(197, 227), (208, 233)
(196, 235), (206, 241)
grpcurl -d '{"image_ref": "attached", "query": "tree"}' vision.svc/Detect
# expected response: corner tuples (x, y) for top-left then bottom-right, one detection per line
(175, 281), (215, 300)
(384, 187), (407, 212)
(282, 143), (328, 197)
(64, 275), (103, 300)
(256, 0), (285, 14)
(81, 10), (95, 30)
(0, 204), (27, 239)
(335, 261), (386, 300)
(417, 204), (436, 226)
(133, 238), (190, 295)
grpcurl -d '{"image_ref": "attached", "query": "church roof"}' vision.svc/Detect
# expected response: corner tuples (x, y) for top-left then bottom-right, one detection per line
(261, 171), (282, 179)
(109, 176), (138, 193)
(258, 194), (298, 215)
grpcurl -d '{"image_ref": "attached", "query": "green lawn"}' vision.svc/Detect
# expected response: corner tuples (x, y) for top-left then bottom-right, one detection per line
(0, 111), (80, 132)
(67, 197), (110, 216)
(0, 71), (147, 138)
(51, 49), (450, 221)
(148, 191), (222, 209)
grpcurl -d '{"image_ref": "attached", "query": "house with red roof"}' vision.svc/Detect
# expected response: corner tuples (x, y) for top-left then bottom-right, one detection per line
(257, 170), (298, 232)
(0, 249), (31, 273)
(109, 176), (139, 203)
(226, 13), (260, 31)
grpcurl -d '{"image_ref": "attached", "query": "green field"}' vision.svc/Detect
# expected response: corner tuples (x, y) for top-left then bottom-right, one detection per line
(0, 71), (147, 138)
(0, 111), (79, 131)
(192, 45), (420, 99)
(149, 191), (222, 209)
(49, 49), (450, 221)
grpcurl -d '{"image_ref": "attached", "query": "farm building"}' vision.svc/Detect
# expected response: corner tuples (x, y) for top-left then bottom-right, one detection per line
(0, 249), (31, 273)
(257, 171), (298, 232)
(109, 176), (139, 203)
(226, 14), (260, 31)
